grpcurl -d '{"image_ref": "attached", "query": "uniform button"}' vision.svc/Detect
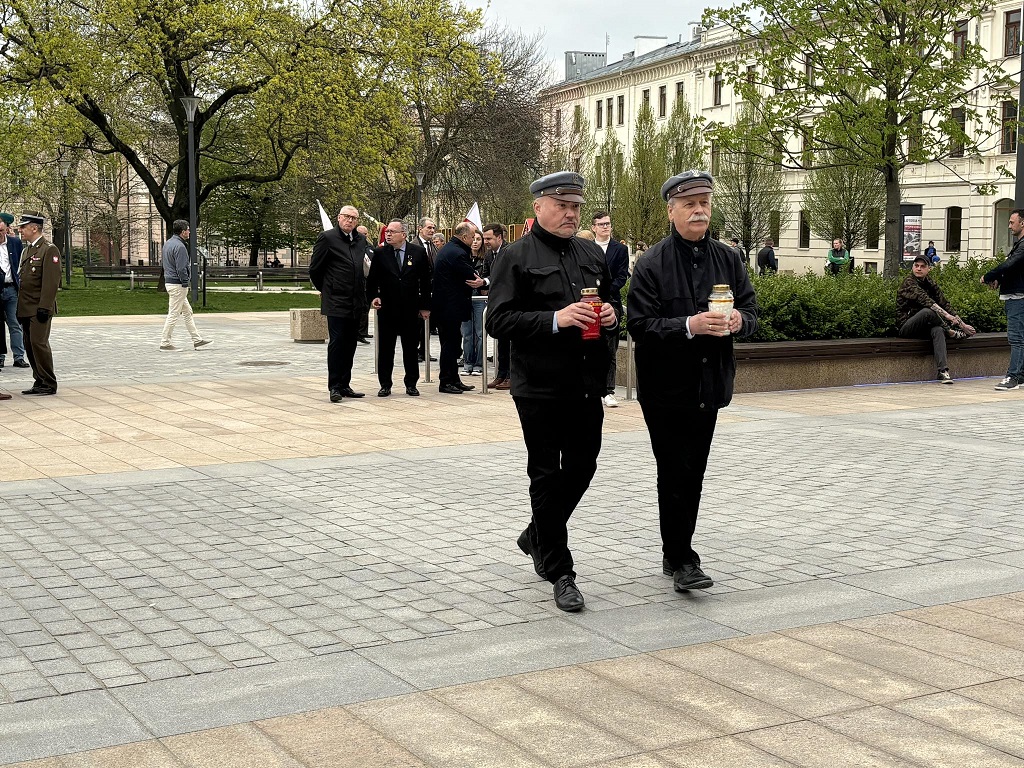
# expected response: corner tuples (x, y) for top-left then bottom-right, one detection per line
(702, 357), (707, 363)
(699, 403), (705, 409)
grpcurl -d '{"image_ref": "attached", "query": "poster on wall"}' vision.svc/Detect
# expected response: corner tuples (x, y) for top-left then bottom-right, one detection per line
(903, 215), (922, 260)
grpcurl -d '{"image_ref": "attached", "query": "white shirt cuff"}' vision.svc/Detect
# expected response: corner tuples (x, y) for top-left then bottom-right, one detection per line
(685, 316), (695, 339)
(552, 313), (559, 333)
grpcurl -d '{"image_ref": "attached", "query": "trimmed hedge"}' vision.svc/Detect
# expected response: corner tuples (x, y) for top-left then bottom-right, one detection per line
(619, 254), (1009, 342)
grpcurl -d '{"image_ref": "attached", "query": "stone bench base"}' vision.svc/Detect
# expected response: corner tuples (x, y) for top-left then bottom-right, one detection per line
(290, 308), (328, 343)
(616, 333), (1010, 393)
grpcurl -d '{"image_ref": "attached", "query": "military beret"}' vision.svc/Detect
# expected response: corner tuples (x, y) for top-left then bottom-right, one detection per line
(0, 212), (13, 226)
(661, 170), (714, 201)
(18, 212), (44, 227)
(530, 171), (585, 204)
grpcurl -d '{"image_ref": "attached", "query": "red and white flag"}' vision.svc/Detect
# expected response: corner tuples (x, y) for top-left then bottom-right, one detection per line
(463, 202), (482, 231)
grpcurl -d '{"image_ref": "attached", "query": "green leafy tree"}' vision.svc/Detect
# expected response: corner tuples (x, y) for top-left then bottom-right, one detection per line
(705, 0), (1012, 277)
(802, 147), (885, 254)
(617, 102), (666, 245)
(589, 129), (625, 221)
(714, 106), (791, 262)
(659, 97), (706, 176)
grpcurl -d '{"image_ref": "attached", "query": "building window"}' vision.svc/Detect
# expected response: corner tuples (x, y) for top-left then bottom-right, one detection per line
(950, 107), (966, 158)
(864, 262), (878, 274)
(804, 56), (814, 85)
(907, 112), (923, 159)
(676, 81), (684, 104)
(746, 65), (756, 85)
(572, 155), (582, 174)
(554, 109), (561, 139)
(798, 210), (810, 249)
(616, 95), (624, 125)
(710, 141), (720, 175)
(658, 85), (667, 118)
(713, 73), (723, 106)
(770, 211), (781, 245)
(1003, 101), (1018, 154)
(801, 127), (813, 168)
(866, 210), (880, 249)
(953, 19), (968, 58)
(1007, 10), (1021, 57)
(946, 206), (963, 251)
(98, 164), (116, 195)
(595, 155), (603, 186)
(607, 98), (613, 128)
(642, 89), (650, 109)
(595, 99), (603, 129)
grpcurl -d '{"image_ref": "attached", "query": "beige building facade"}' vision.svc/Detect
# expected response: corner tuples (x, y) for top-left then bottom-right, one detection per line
(542, 9), (1023, 273)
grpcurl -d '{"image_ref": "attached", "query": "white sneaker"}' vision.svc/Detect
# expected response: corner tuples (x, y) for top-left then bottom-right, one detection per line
(194, 339), (213, 349)
(159, 343), (177, 351)
(602, 394), (619, 407)
(937, 370), (953, 384)
(994, 376), (1021, 391)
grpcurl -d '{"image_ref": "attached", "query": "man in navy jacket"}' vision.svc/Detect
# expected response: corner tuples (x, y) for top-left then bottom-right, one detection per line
(0, 212), (28, 370)
(591, 210), (629, 407)
(431, 223), (484, 393)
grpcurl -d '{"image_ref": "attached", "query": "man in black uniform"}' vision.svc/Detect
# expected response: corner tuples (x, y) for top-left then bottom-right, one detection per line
(486, 171), (619, 612)
(309, 205), (368, 402)
(627, 171), (757, 593)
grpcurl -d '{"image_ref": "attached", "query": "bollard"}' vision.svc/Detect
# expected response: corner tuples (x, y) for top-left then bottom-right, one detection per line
(257, 271), (264, 291)
(480, 302), (489, 394)
(624, 332), (634, 401)
(372, 308), (379, 374)
(129, 271), (135, 291)
(422, 314), (432, 383)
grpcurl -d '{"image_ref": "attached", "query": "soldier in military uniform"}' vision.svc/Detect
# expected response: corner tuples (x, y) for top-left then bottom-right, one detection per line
(16, 213), (62, 395)
(485, 171), (619, 613)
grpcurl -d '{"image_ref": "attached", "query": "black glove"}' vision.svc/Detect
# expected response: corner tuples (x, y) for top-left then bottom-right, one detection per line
(36, 308), (50, 323)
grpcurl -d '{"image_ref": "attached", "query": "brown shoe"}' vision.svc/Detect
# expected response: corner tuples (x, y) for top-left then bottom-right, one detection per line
(487, 377), (504, 389)
(494, 378), (511, 390)
(0, 391), (11, 400)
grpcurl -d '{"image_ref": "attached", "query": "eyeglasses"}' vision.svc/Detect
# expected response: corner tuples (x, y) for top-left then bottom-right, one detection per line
(339, 214), (358, 221)
(593, 221), (612, 227)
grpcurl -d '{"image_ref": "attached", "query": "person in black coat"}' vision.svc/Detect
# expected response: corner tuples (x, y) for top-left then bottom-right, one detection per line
(627, 171), (757, 594)
(591, 210), (630, 406)
(485, 172), (619, 613)
(756, 238), (778, 275)
(309, 205), (368, 402)
(431, 223), (485, 393)
(366, 219), (432, 397)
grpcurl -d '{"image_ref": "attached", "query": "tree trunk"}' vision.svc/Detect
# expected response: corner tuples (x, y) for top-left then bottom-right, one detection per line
(883, 171), (901, 279)
(248, 219), (265, 267)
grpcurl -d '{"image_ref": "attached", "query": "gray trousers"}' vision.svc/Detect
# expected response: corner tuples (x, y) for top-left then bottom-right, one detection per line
(899, 307), (947, 372)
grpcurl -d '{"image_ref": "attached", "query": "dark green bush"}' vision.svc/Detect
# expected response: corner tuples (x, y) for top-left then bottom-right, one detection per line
(619, 254), (1008, 342)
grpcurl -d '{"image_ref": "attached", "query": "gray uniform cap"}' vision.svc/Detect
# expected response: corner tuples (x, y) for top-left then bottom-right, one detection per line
(661, 170), (714, 201)
(530, 171), (586, 203)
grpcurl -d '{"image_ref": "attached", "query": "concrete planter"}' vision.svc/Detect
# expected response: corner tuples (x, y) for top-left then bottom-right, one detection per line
(289, 308), (328, 343)
(616, 333), (1009, 393)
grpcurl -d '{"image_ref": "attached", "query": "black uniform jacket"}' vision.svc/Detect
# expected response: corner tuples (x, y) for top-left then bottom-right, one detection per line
(309, 227), (367, 319)
(431, 237), (477, 324)
(626, 230), (757, 410)
(366, 241), (431, 319)
(485, 223), (619, 400)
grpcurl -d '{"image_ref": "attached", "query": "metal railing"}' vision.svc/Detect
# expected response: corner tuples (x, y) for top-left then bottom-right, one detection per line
(479, 298), (490, 394)
(624, 331), (635, 401)
(422, 313), (433, 384)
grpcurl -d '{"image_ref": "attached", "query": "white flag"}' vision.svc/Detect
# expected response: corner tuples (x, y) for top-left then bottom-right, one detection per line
(316, 199), (333, 232)
(463, 202), (482, 231)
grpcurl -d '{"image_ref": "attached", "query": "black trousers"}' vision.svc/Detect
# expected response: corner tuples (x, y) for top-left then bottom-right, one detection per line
(377, 311), (420, 389)
(19, 315), (57, 391)
(326, 315), (358, 392)
(437, 319), (464, 386)
(639, 403), (718, 568)
(496, 336), (511, 378)
(514, 395), (604, 582)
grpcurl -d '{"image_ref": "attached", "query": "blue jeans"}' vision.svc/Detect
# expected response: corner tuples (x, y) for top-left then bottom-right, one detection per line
(0, 284), (25, 361)
(461, 297), (485, 372)
(1006, 298), (1024, 378)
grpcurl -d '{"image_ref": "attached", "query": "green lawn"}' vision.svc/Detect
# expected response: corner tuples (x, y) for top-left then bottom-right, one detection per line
(58, 273), (320, 316)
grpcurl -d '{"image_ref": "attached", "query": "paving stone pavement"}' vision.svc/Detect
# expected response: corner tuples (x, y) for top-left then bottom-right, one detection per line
(1, 313), (1023, 765)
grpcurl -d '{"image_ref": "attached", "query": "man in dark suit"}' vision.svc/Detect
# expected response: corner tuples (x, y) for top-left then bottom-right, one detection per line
(415, 218), (438, 363)
(592, 211), (630, 407)
(0, 212), (28, 374)
(309, 205), (368, 402)
(366, 219), (432, 397)
(431, 223), (484, 394)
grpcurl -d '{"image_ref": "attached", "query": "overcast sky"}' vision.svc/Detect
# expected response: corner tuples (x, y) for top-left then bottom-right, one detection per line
(464, 0), (711, 82)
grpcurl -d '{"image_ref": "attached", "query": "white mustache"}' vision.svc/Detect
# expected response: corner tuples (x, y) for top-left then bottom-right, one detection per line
(688, 215), (709, 222)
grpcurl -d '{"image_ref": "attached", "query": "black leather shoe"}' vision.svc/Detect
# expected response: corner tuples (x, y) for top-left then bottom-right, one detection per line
(456, 381), (475, 391)
(14, 360), (30, 368)
(377, 387), (391, 397)
(663, 557), (673, 576)
(673, 563), (714, 591)
(405, 386), (420, 396)
(357, 337), (370, 345)
(553, 575), (585, 612)
(339, 387), (365, 398)
(517, 527), (546, 579)
(438, 383), (464, 394)
(22, 387), (55, 396)
(329, 389), (344, 403)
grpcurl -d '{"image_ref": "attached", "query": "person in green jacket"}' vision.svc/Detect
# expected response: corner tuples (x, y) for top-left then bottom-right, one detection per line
(826, 238), (853, 275)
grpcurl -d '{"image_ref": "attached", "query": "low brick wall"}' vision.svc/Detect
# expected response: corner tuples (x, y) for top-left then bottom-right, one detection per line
(289, 308), (328, 343)
(616, 333), (1009, 392)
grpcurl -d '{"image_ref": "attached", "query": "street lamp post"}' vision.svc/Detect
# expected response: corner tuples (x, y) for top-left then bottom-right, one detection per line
(57, 156), (72, 288)
(1016, 26), (1024, 208)
(181, 96), (201, 304)
(415, 172), (425, 227)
